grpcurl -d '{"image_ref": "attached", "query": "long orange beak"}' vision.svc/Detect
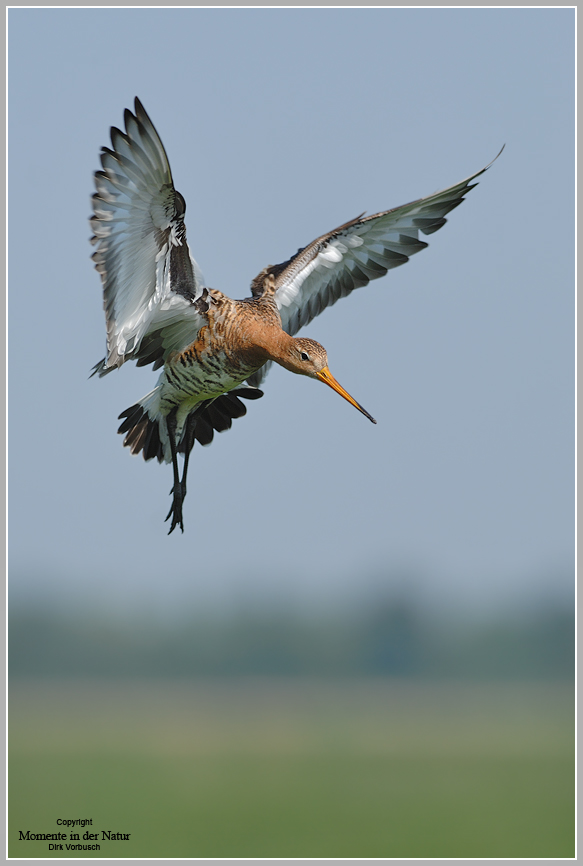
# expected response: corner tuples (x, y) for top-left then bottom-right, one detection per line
(316, 367), (377, 424)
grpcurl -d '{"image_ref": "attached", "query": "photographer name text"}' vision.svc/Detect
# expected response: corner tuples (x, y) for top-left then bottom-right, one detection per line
(18, 819), (131, 851)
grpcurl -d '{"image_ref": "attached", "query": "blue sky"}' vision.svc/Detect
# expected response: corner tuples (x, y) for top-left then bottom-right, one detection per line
(8, 8), (574, 620)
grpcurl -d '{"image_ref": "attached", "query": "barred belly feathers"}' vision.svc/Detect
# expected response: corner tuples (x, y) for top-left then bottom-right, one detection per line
(90, 98), (501, 533)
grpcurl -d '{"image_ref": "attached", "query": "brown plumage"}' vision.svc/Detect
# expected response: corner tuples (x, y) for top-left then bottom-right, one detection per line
(90, 98), (501, 533)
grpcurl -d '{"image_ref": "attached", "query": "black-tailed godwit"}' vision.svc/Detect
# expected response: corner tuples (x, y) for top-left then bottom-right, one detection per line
(91, 98), (501, 533)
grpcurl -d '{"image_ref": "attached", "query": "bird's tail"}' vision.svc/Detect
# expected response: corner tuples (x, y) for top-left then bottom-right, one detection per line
(117, 386), (167, 462)
(117, 386), (264, 464)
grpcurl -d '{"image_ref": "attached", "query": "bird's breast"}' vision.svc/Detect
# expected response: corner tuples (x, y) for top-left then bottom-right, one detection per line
(160, 307), (268, 415)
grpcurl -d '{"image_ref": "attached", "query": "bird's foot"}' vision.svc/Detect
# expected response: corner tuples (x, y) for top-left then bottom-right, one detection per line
(165, 483), (186, 534)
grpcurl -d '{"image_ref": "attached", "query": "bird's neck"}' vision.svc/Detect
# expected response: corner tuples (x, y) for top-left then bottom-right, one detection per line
(256, 326), (297, 370)
(222, 299), (296, 371)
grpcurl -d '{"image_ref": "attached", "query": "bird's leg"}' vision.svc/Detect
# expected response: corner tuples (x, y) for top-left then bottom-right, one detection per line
(178, 411), (198, 504)
(165, 408), (202, 533)
(164, 408), (184, 534)
(165, 399), (219, 534)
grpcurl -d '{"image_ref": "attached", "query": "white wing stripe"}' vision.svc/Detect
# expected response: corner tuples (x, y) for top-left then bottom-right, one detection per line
(269, 154), (501, 337)
(91, 98), (206, 373)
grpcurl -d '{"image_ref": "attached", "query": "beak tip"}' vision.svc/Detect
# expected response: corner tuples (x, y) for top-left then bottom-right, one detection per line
(318, 367), (377, 425)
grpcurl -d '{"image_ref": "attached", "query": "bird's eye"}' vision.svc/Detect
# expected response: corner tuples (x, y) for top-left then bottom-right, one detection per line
(300, 351), (310, 362)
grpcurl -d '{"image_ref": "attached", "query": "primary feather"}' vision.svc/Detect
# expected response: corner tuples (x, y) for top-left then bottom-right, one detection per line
(90, 98), (501, 532)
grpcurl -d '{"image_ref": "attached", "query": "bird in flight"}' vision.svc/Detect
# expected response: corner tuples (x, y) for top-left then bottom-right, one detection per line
(91, 98), (501, 533)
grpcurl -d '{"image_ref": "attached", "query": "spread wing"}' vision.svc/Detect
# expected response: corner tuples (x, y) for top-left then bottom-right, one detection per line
(251, 149), (503, 347)
(90, 98), (208, 376)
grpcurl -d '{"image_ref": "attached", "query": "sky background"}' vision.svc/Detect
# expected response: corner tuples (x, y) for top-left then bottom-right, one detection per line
(8, 8), (574, 621)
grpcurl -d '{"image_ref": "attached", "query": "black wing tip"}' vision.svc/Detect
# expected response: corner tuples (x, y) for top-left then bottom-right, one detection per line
(483, 144), (505, 172)
(123, 107), (141, 136)
(118, 100), (142, 131)
(89, 358), (114, 379)
(133, 97), (153, 128)
(88, 359), (104, 379)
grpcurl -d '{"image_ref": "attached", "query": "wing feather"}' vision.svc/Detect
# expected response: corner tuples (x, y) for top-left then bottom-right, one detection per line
(90, 98), (206, 375)
(261, 150), (502, 338)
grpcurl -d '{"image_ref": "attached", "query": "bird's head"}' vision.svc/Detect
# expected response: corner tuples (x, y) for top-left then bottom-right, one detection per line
(278, 337), (377, 424)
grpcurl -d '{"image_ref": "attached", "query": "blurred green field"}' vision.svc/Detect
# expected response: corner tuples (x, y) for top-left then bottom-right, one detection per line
(9, 678), (574, 858)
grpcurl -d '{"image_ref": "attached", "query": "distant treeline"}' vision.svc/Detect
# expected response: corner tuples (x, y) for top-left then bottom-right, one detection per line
(9, 601), (574, 679)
